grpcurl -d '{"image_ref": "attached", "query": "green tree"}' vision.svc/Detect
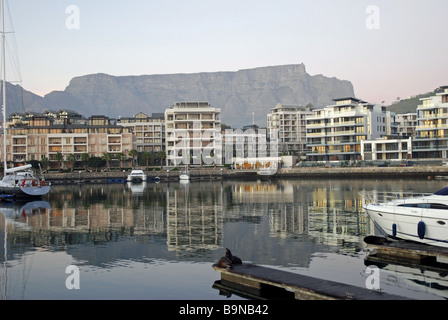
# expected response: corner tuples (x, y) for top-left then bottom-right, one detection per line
(141, 151), (151, 169)
(115, 152), (125, 168)
(157, 150), (166, 170)
(87, 156), (105, 172)
(40, 157), (50, 172)
(67, 154), (77, 172)
(54, 152), (63, 172)
(81, 153), (90, 172)
(102, 153), (112, 171)
(129, 149), (139, 168)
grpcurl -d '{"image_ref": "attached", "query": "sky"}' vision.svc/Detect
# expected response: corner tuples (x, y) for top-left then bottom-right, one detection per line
(3, 0), (448, 105)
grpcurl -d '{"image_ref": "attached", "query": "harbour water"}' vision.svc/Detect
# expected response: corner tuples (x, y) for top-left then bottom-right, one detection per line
(0, 178), (447, 300)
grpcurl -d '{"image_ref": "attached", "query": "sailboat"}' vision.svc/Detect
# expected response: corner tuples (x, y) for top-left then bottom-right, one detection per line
(179, 164), (189, 181)
(0, 0), (50, 197)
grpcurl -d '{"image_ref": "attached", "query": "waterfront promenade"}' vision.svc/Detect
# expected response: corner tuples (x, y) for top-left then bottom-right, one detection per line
(42, 165), (448, 184)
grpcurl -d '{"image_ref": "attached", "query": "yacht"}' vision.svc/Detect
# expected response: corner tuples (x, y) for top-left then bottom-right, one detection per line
(363, 187), (448, 248)
(127, 169), (147, 183)
(0, 165), (51, 197)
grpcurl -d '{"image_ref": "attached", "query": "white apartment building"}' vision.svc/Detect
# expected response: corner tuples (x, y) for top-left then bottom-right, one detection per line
(395, 113), (417, 137)
(413, 86), (448, 159)
(306, 97), (393, 161)
(165, 101), (222, 166)
(361, 137), (412, 161)
(267, 103), (313, 156)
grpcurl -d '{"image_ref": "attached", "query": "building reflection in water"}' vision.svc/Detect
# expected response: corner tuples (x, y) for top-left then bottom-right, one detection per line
(0, 180), (377, 257)
(1, 178), (447, 300)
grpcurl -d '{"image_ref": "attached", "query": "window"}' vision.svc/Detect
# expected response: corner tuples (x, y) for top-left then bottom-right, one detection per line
(398, 203), (448, 210)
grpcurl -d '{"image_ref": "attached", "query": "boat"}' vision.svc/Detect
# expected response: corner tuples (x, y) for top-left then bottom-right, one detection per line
(127, 181), (147, 195)
(0, 165), (51, 197)
(127, 169), (147, 183)
(179, 165), (189, 181)
(0, 2), (50, 198)
(257, 168), (277, 176)
(362, 187), (448, 248)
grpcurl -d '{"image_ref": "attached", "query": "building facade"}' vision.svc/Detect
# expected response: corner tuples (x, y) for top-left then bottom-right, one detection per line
(3, 113), (133, 168)
(306, 97), (392, 161)
(395, 113), (417, 137)
(412, 86), (448, 159)
(119, 112), (165, 153)
(361, 137), (412, 161)
(165, 102), (222, 166)
(267, 103), (312, 156)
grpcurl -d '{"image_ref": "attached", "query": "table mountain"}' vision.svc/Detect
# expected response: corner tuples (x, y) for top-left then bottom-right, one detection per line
(19, 64), (356, 127)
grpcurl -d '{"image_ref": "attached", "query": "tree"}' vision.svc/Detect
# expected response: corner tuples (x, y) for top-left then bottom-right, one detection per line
(81, 153), (90, 172)
(141, 151), (151, 169)
(87, 156), (105, 172)
(67, 154), (77, 172)
(115, 152), (125, 168)
(157, 150), (166, 170)
(102, 153), (112, 171)
(54, 152), (63, 172)
(129, 149), (139, 168)
(40, 157), (49, 172)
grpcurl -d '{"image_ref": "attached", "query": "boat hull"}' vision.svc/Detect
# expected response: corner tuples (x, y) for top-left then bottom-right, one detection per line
(0, 185), (50, 197)
(364, 203), (448, 248)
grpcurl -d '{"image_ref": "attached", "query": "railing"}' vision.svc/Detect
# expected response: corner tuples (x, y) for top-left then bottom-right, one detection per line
(360, 191), (434, 206)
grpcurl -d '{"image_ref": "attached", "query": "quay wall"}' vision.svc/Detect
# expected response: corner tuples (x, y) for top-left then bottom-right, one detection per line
(42, 166), (448, 184)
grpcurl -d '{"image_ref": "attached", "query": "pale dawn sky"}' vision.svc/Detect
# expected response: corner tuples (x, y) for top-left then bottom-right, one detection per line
(4, 0), (448, 105)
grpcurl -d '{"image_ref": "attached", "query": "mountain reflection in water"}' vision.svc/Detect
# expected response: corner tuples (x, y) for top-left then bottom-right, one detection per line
(0, 179), (447, 300)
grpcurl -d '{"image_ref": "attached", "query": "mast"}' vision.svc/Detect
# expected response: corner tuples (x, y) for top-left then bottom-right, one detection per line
(1, 0), (6, 171)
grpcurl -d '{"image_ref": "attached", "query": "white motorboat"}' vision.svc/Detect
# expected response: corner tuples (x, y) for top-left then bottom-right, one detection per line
(127, 169), (147, 183)
(257, 168), (277, 176)
(0, 165), (51, 197)
(362, 188), (448, 248)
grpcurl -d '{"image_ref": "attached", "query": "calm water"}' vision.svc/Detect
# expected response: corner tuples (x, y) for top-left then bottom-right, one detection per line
(1, 178), (447, 300)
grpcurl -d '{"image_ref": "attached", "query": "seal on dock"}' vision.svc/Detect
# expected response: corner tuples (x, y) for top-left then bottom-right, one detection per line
(218, 256), (233, 269)
(225, 248), (242, 265)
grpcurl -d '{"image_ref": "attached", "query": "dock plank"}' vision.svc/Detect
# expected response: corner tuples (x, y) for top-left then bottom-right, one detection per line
(212, 263), (412, 300)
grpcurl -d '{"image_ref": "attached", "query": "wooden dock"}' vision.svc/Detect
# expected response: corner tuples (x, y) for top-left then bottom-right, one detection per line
(364, 236), (448, 270)
(212, 263), (411, 300)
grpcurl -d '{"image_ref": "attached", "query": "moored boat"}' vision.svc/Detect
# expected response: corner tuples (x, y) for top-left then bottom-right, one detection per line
(257, 168), (277, 176)
(0, 1), (50, 198)
(127, 169), (147, 183)
(363, 188), (448, 248)
(0, 164), (51, 197)
(179, 165), (189, 181)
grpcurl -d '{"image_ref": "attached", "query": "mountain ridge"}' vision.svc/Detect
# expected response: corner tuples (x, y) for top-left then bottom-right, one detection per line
(7, 64), (356, 127)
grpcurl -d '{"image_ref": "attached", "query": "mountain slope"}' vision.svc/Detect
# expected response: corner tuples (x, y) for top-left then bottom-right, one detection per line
(18, 64), (355, 127)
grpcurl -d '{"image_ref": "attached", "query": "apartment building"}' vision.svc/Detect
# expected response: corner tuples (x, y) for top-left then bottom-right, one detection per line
(119, 112), (165, 153)
(306, 97), (392, 161)
(395, 113), (417, 137)
(267, 103), (313, 156)
(165, 101), (222, 166)
(3, 114), (133, 167)
(361, 137), (412, 161)
(412, 86), (448, 159)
